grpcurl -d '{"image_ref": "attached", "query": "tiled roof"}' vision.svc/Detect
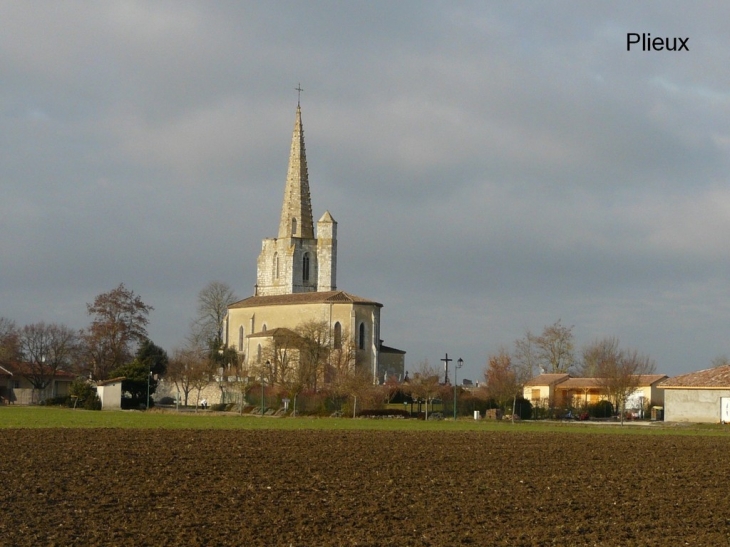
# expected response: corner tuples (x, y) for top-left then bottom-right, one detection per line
(526, 374), (668, 389)
(560, 378), (600, 389)
(559, 375), (667, 389)
(380, 344), (406, 355)
(230, 290), (382, 309)
(96, 377), (125, 386)
(659, 365), (730, 389)
(1, 362), (76, 379)
(634, 374), (669, 385)
(523, 374), (570, 387)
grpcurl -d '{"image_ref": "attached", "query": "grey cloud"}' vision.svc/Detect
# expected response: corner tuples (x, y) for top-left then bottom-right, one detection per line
(2, 2), (729, 380)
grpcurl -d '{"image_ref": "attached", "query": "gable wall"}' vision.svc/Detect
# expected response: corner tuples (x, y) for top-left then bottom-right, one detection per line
(227, 301), (380, 377)
(663, 388), (730, 422)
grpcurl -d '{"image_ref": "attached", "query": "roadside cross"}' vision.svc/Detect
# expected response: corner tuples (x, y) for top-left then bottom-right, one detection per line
(441, 353), (453, 384)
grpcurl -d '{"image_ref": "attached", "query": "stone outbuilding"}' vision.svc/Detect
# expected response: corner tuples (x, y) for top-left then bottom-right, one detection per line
(659, 364), (730, 423)
(95, 377), (125, 410)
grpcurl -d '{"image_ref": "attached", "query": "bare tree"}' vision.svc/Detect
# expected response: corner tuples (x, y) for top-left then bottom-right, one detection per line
(226, 351), (253, 413)
(579, 337), (620, 378)
(295, 320), (331, 391)
(405, 360), (441, 419)
(327, 328), (356, 386)
(83, 284), (153, 380)
(592, 338), (656, 424)
(167, 346), (209, 407)
(484, 348), (518, 409)
(0, 317), (19, 364)
(513, 329), (538, 379)
(341, 365), (379, 417)
(517, 319), (575, 374)
(261, 329), (299, 385)
(17, 322), (79, 402)
(194, 281), (238, 354)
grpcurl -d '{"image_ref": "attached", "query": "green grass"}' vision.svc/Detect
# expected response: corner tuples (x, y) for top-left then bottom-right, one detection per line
(3, 406), (730, 436)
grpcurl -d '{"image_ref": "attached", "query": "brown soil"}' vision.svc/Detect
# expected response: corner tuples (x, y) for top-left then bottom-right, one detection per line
(1, 429), (729, 546)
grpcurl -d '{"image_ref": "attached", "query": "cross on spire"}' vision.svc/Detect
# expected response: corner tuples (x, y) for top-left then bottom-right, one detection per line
(295, 83), (304, 106)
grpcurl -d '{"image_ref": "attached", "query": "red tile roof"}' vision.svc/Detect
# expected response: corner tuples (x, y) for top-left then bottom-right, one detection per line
(526, 374), (667, 390)
(523, 374), (570, 387)
(1, 362), (76, 379)
(230, 290), (382, 309)
(659, 365), (730, 389)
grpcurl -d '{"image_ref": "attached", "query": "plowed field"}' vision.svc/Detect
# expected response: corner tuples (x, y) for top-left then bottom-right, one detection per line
(1, 429), (729, 546)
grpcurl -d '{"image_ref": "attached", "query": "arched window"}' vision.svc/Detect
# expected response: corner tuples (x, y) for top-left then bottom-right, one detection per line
(238, 326), (244, 352)
(359, 322), (365, 350)
(262, 324), (267, 333)
(303, 252), (310, 282)
(257, 344), (262, 363)
(292, 218), (297, 235)
(273, 252), (279, 279)
(333, 322), (342, 349)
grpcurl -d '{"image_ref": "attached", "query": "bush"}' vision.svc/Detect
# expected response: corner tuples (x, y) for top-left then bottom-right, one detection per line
(158, 396), (175, 405)
(84, 394), (102, 410)
(40, 396), (71, 406)
(513, 397), (533, 420)
(356, 408), (410, 418)
(588, 400), (614, 418)
(69, 379), (101, 411)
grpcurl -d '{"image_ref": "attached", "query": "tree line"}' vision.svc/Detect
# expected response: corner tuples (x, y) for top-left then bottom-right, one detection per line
(0, 283), (166, 407)
(5, 281), (727, 417)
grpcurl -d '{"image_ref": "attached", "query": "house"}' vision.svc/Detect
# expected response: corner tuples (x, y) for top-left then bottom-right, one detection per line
(0, 362), (75, 404)
(659, 364), (730, 423)
(523, 374), (570, 408)
(0, 365), (13, 404)
(524, 373), (666, 413)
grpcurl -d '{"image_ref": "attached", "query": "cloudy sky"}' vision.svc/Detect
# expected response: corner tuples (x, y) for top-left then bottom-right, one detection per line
(2, 1), (729, 381)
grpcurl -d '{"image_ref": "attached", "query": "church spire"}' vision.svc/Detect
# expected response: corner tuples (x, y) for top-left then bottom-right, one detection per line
(277, 104), (314, 239)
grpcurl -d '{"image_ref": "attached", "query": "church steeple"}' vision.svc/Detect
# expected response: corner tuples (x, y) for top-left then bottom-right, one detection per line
(277, 105), (314, 239)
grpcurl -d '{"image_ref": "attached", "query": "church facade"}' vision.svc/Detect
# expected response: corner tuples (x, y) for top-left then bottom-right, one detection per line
(226, 104), (404, 383)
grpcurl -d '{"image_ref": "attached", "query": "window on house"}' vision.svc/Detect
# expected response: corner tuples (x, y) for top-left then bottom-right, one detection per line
(274, 252), (279, 279)
(333, 322), (342, 349)
(257, 344), (262, 363)
(292, 217), (297, 235)
(303, 253), (310, 282)
(238, 326), (244, 352)
(359, 322), (365, 350)
(262, 324), (267, 333)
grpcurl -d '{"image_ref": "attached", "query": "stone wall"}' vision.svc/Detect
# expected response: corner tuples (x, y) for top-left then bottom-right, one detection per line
(663, 388), (730, 422)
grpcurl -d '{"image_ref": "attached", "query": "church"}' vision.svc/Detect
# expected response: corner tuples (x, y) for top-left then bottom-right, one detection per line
(225, 103), (405, 384)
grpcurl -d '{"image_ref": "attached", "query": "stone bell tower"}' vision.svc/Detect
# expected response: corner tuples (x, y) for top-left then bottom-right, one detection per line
(254, 103), (337, 296)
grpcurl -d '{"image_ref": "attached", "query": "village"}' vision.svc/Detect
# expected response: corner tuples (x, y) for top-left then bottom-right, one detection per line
(2, 102), (730, 425)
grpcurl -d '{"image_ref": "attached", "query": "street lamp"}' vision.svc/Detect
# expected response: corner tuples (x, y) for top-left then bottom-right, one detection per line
(454, 358), (463, 420)
(147, 370), (152, 410)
